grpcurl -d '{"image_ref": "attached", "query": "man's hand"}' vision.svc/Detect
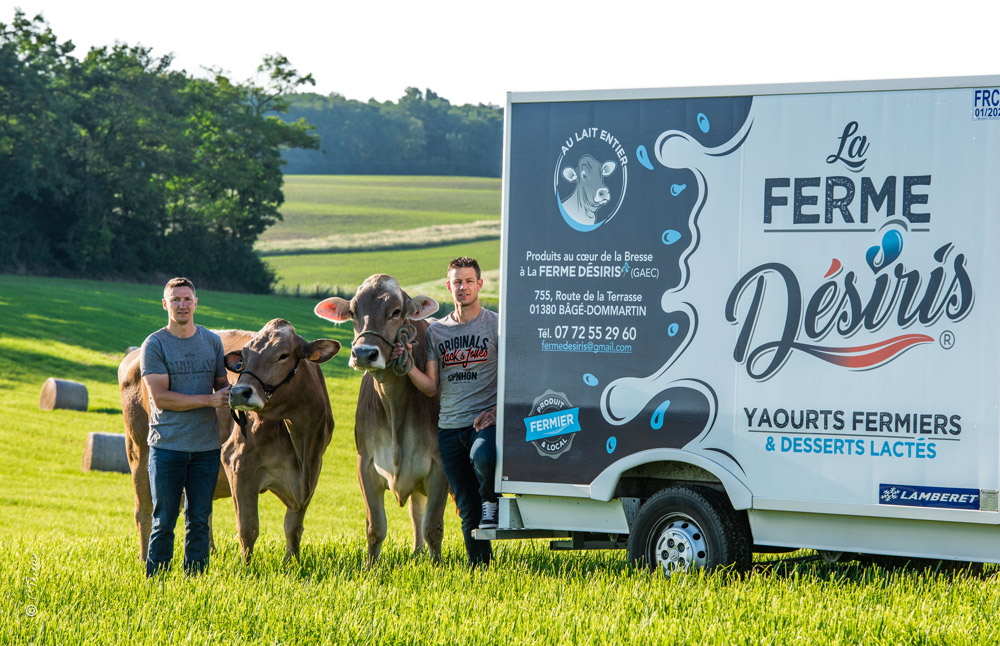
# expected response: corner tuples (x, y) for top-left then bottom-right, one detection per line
(209, 385), (231, 409)
(390, 341), (411, 367)
(473, 407), (497, 431)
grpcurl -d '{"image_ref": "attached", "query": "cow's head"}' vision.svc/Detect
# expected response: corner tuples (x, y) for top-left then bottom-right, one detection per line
(563, 154), (616, 210)
(313, 274), (438, 372)
(226, 318), (340, 411)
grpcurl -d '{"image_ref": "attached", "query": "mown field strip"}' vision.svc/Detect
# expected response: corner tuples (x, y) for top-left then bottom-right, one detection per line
(262, 175), (501, 241)
(257, 219), (500, 256)
(266, 239), (501, 295)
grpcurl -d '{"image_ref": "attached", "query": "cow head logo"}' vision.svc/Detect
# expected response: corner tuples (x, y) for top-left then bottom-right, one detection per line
(554, 130), (627, 231)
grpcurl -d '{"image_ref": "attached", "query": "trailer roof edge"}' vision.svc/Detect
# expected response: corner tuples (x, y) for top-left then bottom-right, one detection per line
(508, 74), (1000, 104)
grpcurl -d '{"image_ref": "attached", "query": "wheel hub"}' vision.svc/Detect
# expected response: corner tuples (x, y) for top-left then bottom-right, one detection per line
(652, 515), (708, 575)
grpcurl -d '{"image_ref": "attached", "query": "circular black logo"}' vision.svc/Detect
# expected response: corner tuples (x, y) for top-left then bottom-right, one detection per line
(529, 390), (578, 459)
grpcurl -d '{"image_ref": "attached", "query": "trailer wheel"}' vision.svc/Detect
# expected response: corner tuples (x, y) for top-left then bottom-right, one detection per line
(627, 485), (750, 576)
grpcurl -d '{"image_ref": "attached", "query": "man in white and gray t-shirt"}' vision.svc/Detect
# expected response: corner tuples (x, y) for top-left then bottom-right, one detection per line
(397, 256), (498, 567)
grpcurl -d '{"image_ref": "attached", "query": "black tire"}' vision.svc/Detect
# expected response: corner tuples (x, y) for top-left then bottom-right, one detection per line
(627, 485), (751, 575)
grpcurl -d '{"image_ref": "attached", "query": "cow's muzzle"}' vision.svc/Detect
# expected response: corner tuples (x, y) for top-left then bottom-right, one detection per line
(350, 344), (385, 371)
(229, 384), (263, 411)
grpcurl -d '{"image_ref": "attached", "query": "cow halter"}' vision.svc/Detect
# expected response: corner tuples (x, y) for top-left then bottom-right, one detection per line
(227, 356), (302, 437)
(353, 322), (417, 376)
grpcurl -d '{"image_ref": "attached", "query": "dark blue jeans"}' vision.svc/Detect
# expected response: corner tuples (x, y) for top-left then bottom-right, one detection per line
(438, 424), (497, 567)
(146, 446), (221, 577)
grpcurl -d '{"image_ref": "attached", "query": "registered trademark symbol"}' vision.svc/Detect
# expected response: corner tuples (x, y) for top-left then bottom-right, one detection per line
(940, 330), (955, 350)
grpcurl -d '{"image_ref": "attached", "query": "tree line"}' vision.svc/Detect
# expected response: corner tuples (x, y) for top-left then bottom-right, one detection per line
(0, 12), (315, 292)
(1, 12), (505, 293)
(280, 88), (503, 177)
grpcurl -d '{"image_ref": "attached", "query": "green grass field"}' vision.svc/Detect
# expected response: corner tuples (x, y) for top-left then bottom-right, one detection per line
(3, 274), (1000, 645)
(262, 176), (502, 294)
(268, 239), (501, 298)
(264, 175), (501, 241)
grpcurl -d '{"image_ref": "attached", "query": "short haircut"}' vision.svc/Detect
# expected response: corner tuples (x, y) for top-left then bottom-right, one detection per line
(163, 276), (196, 297)
(448, 256), (481, 280)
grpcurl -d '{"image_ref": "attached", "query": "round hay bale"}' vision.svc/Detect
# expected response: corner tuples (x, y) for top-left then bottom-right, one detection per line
(39, 378), (88, 411)
(82, 432), (130, 474)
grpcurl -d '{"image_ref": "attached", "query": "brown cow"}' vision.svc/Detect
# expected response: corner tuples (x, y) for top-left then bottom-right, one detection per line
(118, 319), (340, 564)
(314, 274), (448, 565)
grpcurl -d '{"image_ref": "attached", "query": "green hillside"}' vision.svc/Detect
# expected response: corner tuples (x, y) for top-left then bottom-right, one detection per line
(261, 175), (502, 294)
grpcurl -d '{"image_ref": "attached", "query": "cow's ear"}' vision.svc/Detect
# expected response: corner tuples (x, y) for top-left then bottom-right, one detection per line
(225, 351), (244, 373)
(304, 339), (341, 363)
(407, 295), (439, 320)
(602, 161), (616, 176)
(314, 297), (352, 323)
(562, 167), (577, 183)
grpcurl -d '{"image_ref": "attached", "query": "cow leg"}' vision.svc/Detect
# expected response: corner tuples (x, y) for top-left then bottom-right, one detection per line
(408, 493), (427, 556)
(422, 464), (449, 564)
(208, 464), (231, 555)
(126, 435), (152, 563)
(358, 454), (388, 567)
(282, 506), (307, 564)
(227, 471), (260, 565)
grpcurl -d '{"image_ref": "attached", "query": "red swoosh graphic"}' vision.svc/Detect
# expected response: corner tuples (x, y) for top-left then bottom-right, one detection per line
(793, 334), (934, 369)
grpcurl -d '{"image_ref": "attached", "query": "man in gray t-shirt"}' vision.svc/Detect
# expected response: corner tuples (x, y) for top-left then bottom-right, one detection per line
(397, 256), (499, 567)
(139, 277), (230, 577)
(142, 325), (226, 452)
(424, 307), (499, 429)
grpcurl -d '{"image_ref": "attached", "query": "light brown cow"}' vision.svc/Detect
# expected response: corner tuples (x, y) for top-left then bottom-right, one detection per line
(118, 319), (340, 564)
(314, 274), (448, 565)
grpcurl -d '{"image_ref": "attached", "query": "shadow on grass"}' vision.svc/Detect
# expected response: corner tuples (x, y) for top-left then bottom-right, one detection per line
(0, 345), (119, 386)
(752, 551), (992, 583)
(90, 407), (123, 415)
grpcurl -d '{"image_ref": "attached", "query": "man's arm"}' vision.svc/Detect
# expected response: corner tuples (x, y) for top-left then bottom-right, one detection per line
(143, 373), (231, 411)
(393, 342), (440, 397)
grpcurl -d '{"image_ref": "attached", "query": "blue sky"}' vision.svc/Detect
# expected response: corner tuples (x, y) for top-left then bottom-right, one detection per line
(3, 0), (996, 107)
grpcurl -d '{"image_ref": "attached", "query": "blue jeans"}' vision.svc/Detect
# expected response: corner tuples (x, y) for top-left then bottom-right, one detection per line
(146, 446), (221, 577)
(438, 424), (497, 567)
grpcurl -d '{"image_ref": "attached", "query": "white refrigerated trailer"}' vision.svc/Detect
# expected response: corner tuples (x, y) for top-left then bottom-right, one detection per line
(483, 75), (1000, 573)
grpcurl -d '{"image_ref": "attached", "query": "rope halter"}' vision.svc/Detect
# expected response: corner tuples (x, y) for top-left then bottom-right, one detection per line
(354, 321), (417, 376)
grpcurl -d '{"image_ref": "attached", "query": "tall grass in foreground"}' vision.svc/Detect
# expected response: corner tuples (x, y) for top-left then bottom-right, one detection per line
(4, 275), (1000, 645)
(3, 535), (999, 645)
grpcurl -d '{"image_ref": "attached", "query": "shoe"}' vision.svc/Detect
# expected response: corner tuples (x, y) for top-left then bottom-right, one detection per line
(479, 500), (499, 529)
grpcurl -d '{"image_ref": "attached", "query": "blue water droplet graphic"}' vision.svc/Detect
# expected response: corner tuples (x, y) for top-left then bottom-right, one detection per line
(697, 113), (710, 133)
(606, 437), (617, 453)
(662, 230), (681, 245)
(650, 400), (671, 430)
(583, 373), (599, 387)
(636, 145), (654, 171)
(668, 323), (679, 337)
(670, 183), (686, 197)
